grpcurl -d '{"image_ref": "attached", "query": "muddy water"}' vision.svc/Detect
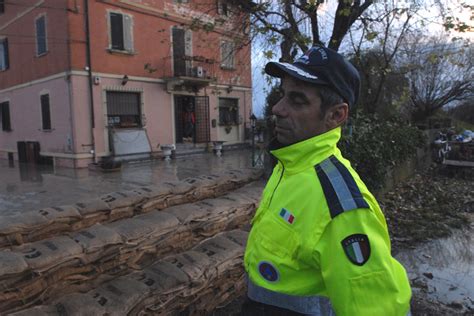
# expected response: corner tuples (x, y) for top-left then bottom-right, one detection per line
(396, 221), (474, 311)
(0, 150), (253, 214)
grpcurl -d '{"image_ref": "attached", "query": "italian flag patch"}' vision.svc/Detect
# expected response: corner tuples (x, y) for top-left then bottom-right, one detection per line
(341, 234), (371, 266)
(279, 208), (295, 224)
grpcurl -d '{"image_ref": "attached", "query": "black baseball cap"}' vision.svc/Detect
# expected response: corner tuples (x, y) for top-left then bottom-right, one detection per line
(265, 45), (360, 109)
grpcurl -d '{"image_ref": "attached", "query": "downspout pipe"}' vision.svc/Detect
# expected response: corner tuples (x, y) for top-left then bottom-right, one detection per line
(84, 0), (96, 163)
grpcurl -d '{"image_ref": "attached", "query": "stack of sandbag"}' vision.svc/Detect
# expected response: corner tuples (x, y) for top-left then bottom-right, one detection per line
(10, 230), (248, 316)
(0, 169), (262, 248)
(137, 169), (262, 212)
(0, 182), (263, 314)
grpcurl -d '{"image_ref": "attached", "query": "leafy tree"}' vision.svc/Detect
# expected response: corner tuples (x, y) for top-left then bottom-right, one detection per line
(400, 36), (474, 122)
(348, 1), (423, 114)
(353, 50), (410, 119)
(236, 0), (374, 60)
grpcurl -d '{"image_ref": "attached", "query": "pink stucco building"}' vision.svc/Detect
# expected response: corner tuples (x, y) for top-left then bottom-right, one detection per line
(0, 0), (253, 168)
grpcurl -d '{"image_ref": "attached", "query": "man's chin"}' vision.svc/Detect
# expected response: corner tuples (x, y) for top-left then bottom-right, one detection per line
(276, 133), (292, 146)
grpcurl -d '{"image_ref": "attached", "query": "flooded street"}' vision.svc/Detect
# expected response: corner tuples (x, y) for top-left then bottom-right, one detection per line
(396, 218), (474, 313)
(0, 149), (253, 215)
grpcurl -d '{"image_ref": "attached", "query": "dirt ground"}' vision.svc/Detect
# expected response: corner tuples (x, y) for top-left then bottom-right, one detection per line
(214, 165), (474, 316)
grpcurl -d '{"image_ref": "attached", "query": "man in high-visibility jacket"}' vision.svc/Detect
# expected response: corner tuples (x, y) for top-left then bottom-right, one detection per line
(243, 45), (411, 315)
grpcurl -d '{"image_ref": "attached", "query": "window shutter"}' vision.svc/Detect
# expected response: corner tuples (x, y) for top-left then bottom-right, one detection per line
(36, 16), (47, 55)
(41, 94), (51, 130)
(0, 38), (8, 70)
(110, 13), (124, 50)
(123, 14), (133, 51)
(3, 38), (8, 69)
(1, 102), (11, 131)
(172, 27), (186, 76)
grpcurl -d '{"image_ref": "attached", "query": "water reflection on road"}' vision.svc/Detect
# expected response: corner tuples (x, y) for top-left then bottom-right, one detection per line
(396, 221), (474, 311)
(0, 150), (253, 215)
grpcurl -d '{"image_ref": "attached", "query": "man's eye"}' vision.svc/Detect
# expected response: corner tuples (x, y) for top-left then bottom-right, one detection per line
(289, 92), (309, 105)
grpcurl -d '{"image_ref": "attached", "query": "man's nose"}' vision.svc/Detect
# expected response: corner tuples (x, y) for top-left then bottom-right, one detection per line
(272, 100), (287, 117)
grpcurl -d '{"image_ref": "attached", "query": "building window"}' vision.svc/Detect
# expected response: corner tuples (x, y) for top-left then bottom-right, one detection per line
(0, 101), (11, 131)
(219, 98), (239, 125)
(221, 40), (235, 69)
(0, 0), (5, 14)
(109, 12), (133, 52)
(36, 15), (48, 56)
(106, 92), (141, 128)
(0, 38), (9, 71)
(41, 94), (52, 130)
(174, 0), (189, 3)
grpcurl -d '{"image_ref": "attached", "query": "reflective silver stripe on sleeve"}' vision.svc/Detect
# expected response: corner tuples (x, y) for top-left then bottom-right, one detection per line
(247, 279), (335, 316)
(319, 159), (358, 211)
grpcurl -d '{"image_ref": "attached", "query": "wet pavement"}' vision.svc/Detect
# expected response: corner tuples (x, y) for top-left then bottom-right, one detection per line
(396, 217), (474, 313)
(0, 149), (255, 215)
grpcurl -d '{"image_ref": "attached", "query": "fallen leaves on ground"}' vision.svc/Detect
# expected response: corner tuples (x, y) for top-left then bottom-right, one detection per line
(380, 166), (473, 253)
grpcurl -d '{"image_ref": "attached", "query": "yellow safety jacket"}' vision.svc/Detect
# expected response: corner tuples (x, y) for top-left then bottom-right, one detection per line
(244, 127), (411, 316)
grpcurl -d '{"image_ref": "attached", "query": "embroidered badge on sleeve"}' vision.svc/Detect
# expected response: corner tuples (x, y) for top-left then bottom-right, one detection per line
(258, 261), (280, 282)
(341, 234), (371, 266)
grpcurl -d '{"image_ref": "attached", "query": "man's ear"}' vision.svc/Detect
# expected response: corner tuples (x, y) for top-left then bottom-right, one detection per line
(325, 103), (349, 130)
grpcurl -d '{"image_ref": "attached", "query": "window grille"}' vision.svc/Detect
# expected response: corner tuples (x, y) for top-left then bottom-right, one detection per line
(221, 40), (235, 69)
(219, 98), (239, 125)
(106, 92), (141, 128)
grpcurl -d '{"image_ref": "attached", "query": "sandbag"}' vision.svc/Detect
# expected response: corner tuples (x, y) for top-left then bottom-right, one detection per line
(0, 251), (29, 278)
(100, 191), (146, 209)
(162, 203), (209, 224)
(75, 199), (110, 216)
(0, 212), (49, 246)
(108, 206), (135, 222)
(12, 236), (83, 272)
(71, 224), (122, 264)
(106, 211), (179, 245)
(72, 199), (111, 231)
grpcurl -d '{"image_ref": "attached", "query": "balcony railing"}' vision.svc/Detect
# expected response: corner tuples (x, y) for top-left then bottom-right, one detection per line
(160, 55), (217, 80)
(159, 55), (218, 92)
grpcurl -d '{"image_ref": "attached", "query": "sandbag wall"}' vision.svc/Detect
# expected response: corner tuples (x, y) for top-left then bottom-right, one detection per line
(11, 230), (248, 316)
(0, 169), (261, 248)
(0, 169), (263, 315)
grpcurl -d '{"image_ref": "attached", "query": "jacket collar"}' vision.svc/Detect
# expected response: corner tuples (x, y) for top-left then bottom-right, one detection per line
(270, 127), (341, 174)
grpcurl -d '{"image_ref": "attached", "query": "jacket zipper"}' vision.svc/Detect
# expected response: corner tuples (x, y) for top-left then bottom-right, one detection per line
(267, 159), (285, 208)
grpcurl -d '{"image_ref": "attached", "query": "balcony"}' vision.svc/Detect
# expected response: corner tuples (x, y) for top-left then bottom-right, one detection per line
(159, 55), (217, 93)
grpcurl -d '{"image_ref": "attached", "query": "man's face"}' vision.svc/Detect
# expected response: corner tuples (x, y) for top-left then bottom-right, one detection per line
(272, 76), (328, 145)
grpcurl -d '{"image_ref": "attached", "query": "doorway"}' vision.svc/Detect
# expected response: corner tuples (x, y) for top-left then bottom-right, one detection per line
(174, 95), (210, 144)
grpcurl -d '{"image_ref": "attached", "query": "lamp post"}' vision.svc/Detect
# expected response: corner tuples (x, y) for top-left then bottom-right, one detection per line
(250, 113), (257, 167)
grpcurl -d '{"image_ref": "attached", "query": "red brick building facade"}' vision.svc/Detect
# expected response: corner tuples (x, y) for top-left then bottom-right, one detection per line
(0, 0), (252, 167)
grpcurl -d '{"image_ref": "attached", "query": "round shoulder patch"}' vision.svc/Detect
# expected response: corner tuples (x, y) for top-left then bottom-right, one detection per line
(258, 261), (279, 282)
